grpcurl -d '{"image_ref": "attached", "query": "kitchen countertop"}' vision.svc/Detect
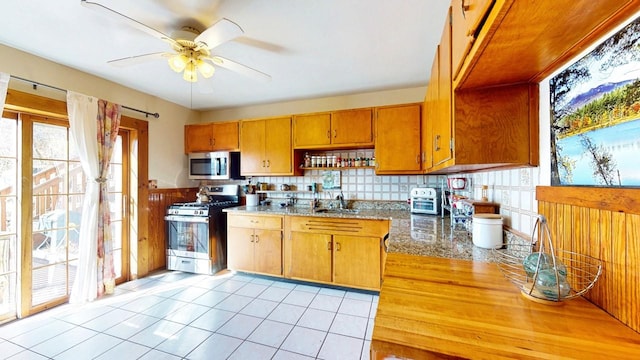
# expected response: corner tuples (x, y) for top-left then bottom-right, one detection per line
(371, 253), (640, 359)
(224, 205), (500, 262)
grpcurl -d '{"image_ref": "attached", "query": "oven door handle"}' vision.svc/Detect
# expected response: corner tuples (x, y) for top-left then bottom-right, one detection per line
(164, 215), (209, 223)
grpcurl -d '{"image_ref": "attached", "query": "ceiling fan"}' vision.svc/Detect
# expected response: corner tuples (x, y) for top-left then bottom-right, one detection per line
(81, 0), (271, 83)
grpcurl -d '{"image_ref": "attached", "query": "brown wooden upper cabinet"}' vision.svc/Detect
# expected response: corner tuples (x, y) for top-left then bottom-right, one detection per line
(293, 108), (373, 149)
(450, 0), (494, 82)
(422, 47), (439, 171)
(184, 121), (239, 153)
(432, 8), (453, 169)
(455, 0), (639, 89)
(423, 3), (538, 174)
(421, 0), (640, 174)
(240, 117), (299, 176)
(375, 104), (422, 174)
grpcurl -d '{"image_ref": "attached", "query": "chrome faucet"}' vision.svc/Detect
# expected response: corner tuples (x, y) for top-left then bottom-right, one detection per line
(336, 191), (346, 209)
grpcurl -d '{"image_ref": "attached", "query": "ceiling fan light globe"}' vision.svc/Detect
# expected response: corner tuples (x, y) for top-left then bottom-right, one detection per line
(168, 55), (187, 72)
(198, 60), (215, 78)
(183, 62), (198, 82)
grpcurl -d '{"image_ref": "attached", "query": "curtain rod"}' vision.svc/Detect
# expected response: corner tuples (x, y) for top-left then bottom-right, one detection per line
(10, 75), (160, 119)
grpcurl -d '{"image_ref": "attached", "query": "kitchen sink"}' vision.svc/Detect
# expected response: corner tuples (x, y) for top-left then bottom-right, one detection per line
(315, 208), (360, 214)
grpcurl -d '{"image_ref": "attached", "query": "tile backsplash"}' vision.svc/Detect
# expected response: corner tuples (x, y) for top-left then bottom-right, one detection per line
(207, 149), (539, 237)
(246, 150), (443, 203)
(466, 167), (540, 237)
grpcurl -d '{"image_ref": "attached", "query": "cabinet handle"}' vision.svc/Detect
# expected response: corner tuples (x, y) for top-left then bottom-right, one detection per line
(327, 241), (332, 251)
(461, 0), (469, 19)
(212, 138), (216, 146)
(435, 134), (441, 151)
(381, 235), (389, 252)
(262, 160), (266, 168)
(336, 242), (341, 251)
(266, 160), (271, 168)
(333, 129), (337, 138)
(250, 234), (255, 243)
(416, 155), (420, 164)
(326, 130), (331, 139)
(254, 235), (259, 243)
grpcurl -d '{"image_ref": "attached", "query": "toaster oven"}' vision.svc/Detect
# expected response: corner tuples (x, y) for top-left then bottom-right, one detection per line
(410, 187), (441, 215)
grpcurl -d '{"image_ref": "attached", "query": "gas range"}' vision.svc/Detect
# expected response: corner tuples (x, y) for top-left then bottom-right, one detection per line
(164, 184), (240, 275)
(166, 184), (240, 217)
(167, 200), (238, 215)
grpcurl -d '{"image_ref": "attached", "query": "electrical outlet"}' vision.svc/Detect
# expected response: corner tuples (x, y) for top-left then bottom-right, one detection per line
(501, 190), (510, 206)
(520, 168), (531, 187)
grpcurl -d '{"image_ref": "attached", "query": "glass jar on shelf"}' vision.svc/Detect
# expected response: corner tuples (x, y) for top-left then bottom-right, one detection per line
(304, 152), (311, 168)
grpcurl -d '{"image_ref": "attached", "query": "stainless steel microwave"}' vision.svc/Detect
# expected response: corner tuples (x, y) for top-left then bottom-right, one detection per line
(188, 151), (243, 180)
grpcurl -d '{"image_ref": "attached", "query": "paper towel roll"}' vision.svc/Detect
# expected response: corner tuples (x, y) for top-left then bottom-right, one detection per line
(246, 194), (259, 206)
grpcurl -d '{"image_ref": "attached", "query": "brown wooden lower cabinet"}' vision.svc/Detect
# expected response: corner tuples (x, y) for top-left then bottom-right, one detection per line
(225, 212), (390, 290)
(227, 214), (284, 276)
(285, 216), (390, 291)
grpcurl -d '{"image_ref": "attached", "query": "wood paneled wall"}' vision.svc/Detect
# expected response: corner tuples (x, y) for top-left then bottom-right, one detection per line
(147, 187), (198, 272)
(537, 186), (640, 333)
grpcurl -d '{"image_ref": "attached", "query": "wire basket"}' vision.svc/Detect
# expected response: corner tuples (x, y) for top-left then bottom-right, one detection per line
(492, 215), (602, 304)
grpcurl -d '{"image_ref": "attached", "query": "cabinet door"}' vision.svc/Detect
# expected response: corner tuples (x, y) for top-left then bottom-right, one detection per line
(422, 47), (439, 171)
(227, 227), (255, 272)
(184, 124), (213, 153)
(375, 104), (422, 174)
(293, 113), (331, 148)
(433, 7), (453, 167)
(333, 235), (381, 290)
(331, 108), (374, 146)
(451, 0), (494, 81)
(264, 117), (293, 174)
(211, 122), (239, 151)
(253, 229), (282, 275)
(240, 120), (266, 174)
(288, 231), (332, 283)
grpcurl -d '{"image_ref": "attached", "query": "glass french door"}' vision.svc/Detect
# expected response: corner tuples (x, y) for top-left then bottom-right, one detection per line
(109, 130), (129, 284)
(29, 116), (86, 309)
(19, 114), (130, 315)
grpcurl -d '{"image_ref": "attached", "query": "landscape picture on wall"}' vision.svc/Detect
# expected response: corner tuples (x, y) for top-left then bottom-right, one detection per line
(550, 16), (640, 186)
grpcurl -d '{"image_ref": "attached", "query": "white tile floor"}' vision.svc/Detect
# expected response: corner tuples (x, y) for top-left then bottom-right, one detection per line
(0, 271), (379, 359)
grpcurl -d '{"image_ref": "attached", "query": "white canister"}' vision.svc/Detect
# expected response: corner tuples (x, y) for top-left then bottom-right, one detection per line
(472, 214), (503, 249)
(246, 194), (259, 207)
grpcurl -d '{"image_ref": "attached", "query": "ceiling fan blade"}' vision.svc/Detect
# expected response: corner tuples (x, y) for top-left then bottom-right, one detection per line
(194, 18), (244, 50)
(206, 56), (271, 82)
(81, 0), (179, 48)
(107, 52), (169, 67)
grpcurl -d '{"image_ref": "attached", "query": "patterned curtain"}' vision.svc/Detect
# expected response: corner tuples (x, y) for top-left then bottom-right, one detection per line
(95, 99), (121, 296)
(67, 92), (121, 302)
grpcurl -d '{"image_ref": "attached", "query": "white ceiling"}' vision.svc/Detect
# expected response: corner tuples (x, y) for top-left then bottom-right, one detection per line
(0, 1), (449, 111)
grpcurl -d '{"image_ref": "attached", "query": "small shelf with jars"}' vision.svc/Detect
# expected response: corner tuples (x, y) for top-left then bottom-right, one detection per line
(300, 152), (376, 170)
